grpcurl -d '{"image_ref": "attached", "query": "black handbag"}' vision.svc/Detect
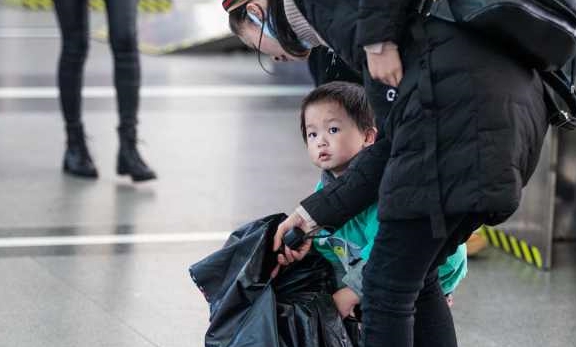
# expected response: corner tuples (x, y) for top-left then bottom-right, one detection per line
(422, 0), (576, 71)
(421, 0), (576, 129)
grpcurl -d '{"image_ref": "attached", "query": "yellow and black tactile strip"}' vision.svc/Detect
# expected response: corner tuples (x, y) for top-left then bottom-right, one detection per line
(478, 225), (545, 269)
(2, 0), (172, 12)
(3, 0), (52, 11)
(88, 0), (172, 13)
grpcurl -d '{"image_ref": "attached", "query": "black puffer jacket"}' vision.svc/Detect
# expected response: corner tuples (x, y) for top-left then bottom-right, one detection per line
(295, 0), (549, 234)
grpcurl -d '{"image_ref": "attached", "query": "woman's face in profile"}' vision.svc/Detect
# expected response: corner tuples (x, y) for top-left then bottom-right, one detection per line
(238, 20), (305, 62)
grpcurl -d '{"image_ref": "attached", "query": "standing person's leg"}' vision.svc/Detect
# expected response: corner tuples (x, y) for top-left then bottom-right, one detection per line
(362, 214), (483, 347)
(104, 0), (156, 182)
(54, 0), (98, 178)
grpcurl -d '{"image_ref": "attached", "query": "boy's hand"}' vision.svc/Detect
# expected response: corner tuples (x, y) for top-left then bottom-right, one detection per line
(332, 287), (361, 318)
(366, 42), (403, 87)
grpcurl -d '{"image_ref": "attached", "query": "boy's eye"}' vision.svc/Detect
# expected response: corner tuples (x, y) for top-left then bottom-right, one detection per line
(307, 132), (317, 139)
(328, 127), (340, 134)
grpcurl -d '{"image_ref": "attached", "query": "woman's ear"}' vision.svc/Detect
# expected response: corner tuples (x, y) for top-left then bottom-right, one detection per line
(364, 127), (377, 146)
(246, 2), (264, 22)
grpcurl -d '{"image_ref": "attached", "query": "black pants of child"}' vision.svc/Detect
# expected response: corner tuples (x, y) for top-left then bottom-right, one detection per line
(362, 213), (485, 347)
(54, 0), (139, 129)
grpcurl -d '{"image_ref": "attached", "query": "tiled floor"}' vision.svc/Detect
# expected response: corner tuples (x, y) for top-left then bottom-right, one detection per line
(0, 4), (575, 347)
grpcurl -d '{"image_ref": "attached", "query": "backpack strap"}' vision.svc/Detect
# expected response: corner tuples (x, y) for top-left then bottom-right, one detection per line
(540, 68), (576, 130)
(416, 0), (435, 15)
(411, 16), (448, 238)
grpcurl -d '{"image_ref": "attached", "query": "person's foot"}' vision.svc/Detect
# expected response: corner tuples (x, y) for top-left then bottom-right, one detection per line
(63, 144), (98, 178)
(117, 126), (156, 182)
(63, 124), (98, 179)
(466, 232), (488, 257)
(117, 144), (157, 182)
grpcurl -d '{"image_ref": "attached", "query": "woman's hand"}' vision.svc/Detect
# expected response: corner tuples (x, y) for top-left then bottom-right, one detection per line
(332, 287), (361, 318)
(270, 210), (314, 278)
(366, 42), (403, 87)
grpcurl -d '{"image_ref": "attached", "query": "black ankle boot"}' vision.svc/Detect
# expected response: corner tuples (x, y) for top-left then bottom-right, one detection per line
(63, 125), (98, 178)
(117, 127), (157, 182)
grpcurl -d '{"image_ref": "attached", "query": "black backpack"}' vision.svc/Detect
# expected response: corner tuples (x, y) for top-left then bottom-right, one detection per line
(451, 0), (576, 70)
(422, 0), (576, 129)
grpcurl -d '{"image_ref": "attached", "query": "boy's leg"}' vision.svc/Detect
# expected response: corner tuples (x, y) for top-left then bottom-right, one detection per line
(362, 214), (483, 347)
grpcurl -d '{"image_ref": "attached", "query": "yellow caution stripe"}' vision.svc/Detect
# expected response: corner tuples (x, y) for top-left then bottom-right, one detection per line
(479, 225), (544, 269)
(89, 0), (172, 13)
(2, 0), (172, 12)
(3, 0), (52, 10)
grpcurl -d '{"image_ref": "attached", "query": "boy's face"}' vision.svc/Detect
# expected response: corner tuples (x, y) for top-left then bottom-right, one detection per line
(304, 101), (375, 177)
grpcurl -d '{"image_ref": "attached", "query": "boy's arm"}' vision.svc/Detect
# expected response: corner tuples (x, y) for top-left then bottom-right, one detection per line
(341, 260), (367, 300)
(438, 244), (468, 295)
(342, 206), (379, 299)
(332, 260), (348, 287)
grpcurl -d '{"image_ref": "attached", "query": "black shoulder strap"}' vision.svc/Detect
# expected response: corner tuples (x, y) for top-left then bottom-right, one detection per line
(416, 0), (435, 14)
(540, 67), (576, 130)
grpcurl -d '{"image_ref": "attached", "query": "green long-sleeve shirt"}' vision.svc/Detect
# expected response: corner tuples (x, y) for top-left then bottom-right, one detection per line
(312, 181), (467, 298)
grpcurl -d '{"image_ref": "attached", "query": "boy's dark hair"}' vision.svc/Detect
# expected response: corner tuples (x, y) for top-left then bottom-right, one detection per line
(300, 81), (375, 142)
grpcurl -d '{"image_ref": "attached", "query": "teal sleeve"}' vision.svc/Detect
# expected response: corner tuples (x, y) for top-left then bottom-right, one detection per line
(360, 203), (379, 260)
(343, 204), (378, 298)
(438, 244), (468, 295)
(312, 181), (342, 264)
(314, 237), (342, 264)
(332, 260), (348, 289)
(339, 198), (467, 296)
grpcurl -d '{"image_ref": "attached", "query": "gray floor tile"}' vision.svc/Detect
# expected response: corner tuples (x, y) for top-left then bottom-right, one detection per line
(1, 6), (576, 347)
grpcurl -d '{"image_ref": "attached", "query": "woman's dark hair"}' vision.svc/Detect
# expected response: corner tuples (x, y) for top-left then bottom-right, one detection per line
(299, 82), (376, 143)
(228, 0), (308, 58)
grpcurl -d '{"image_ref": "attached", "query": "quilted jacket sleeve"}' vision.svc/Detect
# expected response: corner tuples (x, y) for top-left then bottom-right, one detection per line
(300, 137), (391, 230)
(356, 0), (414, 46)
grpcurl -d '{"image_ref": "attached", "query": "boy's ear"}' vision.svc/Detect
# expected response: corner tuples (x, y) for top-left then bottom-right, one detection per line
(364, 127), (377, 146)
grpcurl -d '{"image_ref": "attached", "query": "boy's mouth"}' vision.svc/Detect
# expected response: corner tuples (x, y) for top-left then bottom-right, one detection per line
(318, 152), (330, 161)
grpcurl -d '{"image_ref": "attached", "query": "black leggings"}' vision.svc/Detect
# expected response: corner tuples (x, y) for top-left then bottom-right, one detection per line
(54, 0), (139, 128)
(362, 214), (485, 347)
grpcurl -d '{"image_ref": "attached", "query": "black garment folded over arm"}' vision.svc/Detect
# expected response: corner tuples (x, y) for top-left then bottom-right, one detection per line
(300, 136), (391, 230)
(356, 0), (415, 45)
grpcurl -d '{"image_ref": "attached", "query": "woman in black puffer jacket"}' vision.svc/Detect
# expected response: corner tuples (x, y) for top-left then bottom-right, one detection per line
(223, 0), (549, 346)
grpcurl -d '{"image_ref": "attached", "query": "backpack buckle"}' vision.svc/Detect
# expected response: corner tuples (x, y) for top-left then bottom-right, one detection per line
(416, 0), (435, 17)
(550, 110), (576, 130)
